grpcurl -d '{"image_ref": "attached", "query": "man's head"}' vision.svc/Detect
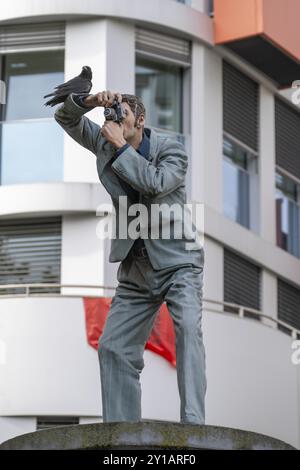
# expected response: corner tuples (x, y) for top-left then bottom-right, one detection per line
(120, 94), (146, 141)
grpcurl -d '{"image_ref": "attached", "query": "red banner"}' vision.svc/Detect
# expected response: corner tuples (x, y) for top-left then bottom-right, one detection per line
(83, 297), (176, 367)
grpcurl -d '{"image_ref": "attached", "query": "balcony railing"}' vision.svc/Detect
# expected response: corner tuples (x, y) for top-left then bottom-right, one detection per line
(0, 283), (299, 339)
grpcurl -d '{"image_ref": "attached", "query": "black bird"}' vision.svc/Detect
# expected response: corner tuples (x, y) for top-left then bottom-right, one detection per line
(44, 65), (93, 107)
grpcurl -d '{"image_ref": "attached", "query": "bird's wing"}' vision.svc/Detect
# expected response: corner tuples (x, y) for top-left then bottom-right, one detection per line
(58, 77), (91, 92)
(53, 74), (81, 90)
(44, 74), (92, 99)
(48, 82), (92, 98)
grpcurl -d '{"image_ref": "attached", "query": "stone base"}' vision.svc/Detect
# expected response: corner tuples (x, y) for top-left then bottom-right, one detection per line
(0, 421), (295, 450)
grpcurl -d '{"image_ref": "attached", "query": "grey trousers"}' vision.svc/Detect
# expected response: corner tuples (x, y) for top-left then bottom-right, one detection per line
(98, 249), (207, 424)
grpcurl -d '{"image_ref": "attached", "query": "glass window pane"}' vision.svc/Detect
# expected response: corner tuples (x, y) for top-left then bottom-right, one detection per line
(275, 172), (299, 202)
(135, 58), (183, 133)
(223, 159), (239, 220)
(288, 201), (300, 257)
(1, 50), (64, 185)
(223, 136), (248, 170)
(276, 186), (300, 258)
(223, 159), (250, 228)
(4, 51), (64, 120)
(0, 121), (63, 184)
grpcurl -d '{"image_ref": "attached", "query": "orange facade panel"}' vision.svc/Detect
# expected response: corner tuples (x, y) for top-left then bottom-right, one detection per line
(214, 0), (300, 87)
(214, 0), (263, 44)
(215, 0), (300, 62)
(262, 0), (300, 63)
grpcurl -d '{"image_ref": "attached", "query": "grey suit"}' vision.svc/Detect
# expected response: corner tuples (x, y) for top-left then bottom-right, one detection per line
(55, 94), (207, 424)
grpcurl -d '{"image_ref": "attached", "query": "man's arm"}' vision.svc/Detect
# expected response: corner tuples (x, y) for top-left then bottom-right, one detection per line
(111, 139), (188, 198)
(54, 91), (122, 155)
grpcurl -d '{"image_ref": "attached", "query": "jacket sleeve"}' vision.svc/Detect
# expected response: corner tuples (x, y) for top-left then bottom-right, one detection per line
(111, 138), (188, 198)
(54, 93), (101, 155)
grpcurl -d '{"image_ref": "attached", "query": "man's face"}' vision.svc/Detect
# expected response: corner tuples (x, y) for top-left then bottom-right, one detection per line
(121, 102), (145, 140)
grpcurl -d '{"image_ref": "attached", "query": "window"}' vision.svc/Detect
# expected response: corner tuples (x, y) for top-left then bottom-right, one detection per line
(222, 62), (259, 231)
(278, 278), (300, 337)
(224, 248), (261, 318)
(275, 172), (300, 258)
(0, 217), (62, 295)
(0, 51), (64, 185)
(37, 416), (79, 431)
(275, 98), (300, 181)
(135, 27), (190, 138)
(223, 135), (258, 229)
(0, 23), (65, 185)
(136, 58), (183, 134)
(208, 0), (214, 15)
(135, 27), (191, 195)
(275, 98), (300, 258)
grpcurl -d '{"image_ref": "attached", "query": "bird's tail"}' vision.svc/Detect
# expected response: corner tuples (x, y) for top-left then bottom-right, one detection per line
(44, 96), (61, 107)
(43, 92), (54, 99)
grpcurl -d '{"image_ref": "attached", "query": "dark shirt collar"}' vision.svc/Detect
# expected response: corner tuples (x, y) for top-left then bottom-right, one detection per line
(137, 130), (150, 160)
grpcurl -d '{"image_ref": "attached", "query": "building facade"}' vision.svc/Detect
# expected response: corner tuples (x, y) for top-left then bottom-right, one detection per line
(0, 0), (299, 448)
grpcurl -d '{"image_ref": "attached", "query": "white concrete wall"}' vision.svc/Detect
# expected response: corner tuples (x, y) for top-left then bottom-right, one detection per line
(0, 183), (108, 218)
(191, 44), (223, 211)
(64, 19), (135, 183)
(0, 298), (102, 418)
(262, 269), (278, 327)
(61, 213), (120, 297)
(61, 214), (117, 297)
(203, 236), (224, 313)
(61, 18), (135, 294)
(204, 312), (300, 449)
(259, 86), (276, 244)
(0, 297), (299, 448)
(0, 0), (213, 45)
(205, 205), (300, 287)
(0, 417), (36, 445)
(0, 0), (299, 453)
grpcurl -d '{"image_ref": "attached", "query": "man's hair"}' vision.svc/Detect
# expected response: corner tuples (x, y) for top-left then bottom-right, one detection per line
(121, 94), (146, 127)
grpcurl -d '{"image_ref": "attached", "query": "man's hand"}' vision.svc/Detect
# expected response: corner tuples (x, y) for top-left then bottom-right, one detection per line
(82, 90), (122, 108)
(100, 121), (127, 149)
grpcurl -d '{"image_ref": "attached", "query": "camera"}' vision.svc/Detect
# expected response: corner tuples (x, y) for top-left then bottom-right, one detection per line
(103, 99), (126, 124)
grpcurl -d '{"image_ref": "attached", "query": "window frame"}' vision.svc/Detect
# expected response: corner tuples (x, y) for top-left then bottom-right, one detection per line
(0, 49), (65, 186)
(275, 167), (300, 258)
(222, 132), (259, 232)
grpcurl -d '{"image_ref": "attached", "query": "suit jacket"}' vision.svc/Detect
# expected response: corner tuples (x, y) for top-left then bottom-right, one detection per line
(54, 94), (204, 269)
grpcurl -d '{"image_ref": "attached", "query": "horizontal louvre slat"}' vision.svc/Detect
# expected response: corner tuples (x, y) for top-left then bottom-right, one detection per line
(275, 98), (300, 180)
(0, 229), (61, 236)
(0, 269), (60, 280)
(0, 217), (61, 288)
(136, 27), (191, 66)
(0, 235), (61, 243)
(223, 61), (259, 151)
(0, 270), (60, 280)
(0, 22), (65, 53)
(0, 246), (61, 255)
(0, 269), (60, 276)
(278, 278), (300, 331)
(224, 249), (261, 311)
(0, 273), (59, 280)
(0, 263), (60, 273)
(37, 417), (79, 430)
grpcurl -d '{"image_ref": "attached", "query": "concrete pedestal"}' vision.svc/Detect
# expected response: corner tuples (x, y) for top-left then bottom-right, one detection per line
(0, 421), (295, 450)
